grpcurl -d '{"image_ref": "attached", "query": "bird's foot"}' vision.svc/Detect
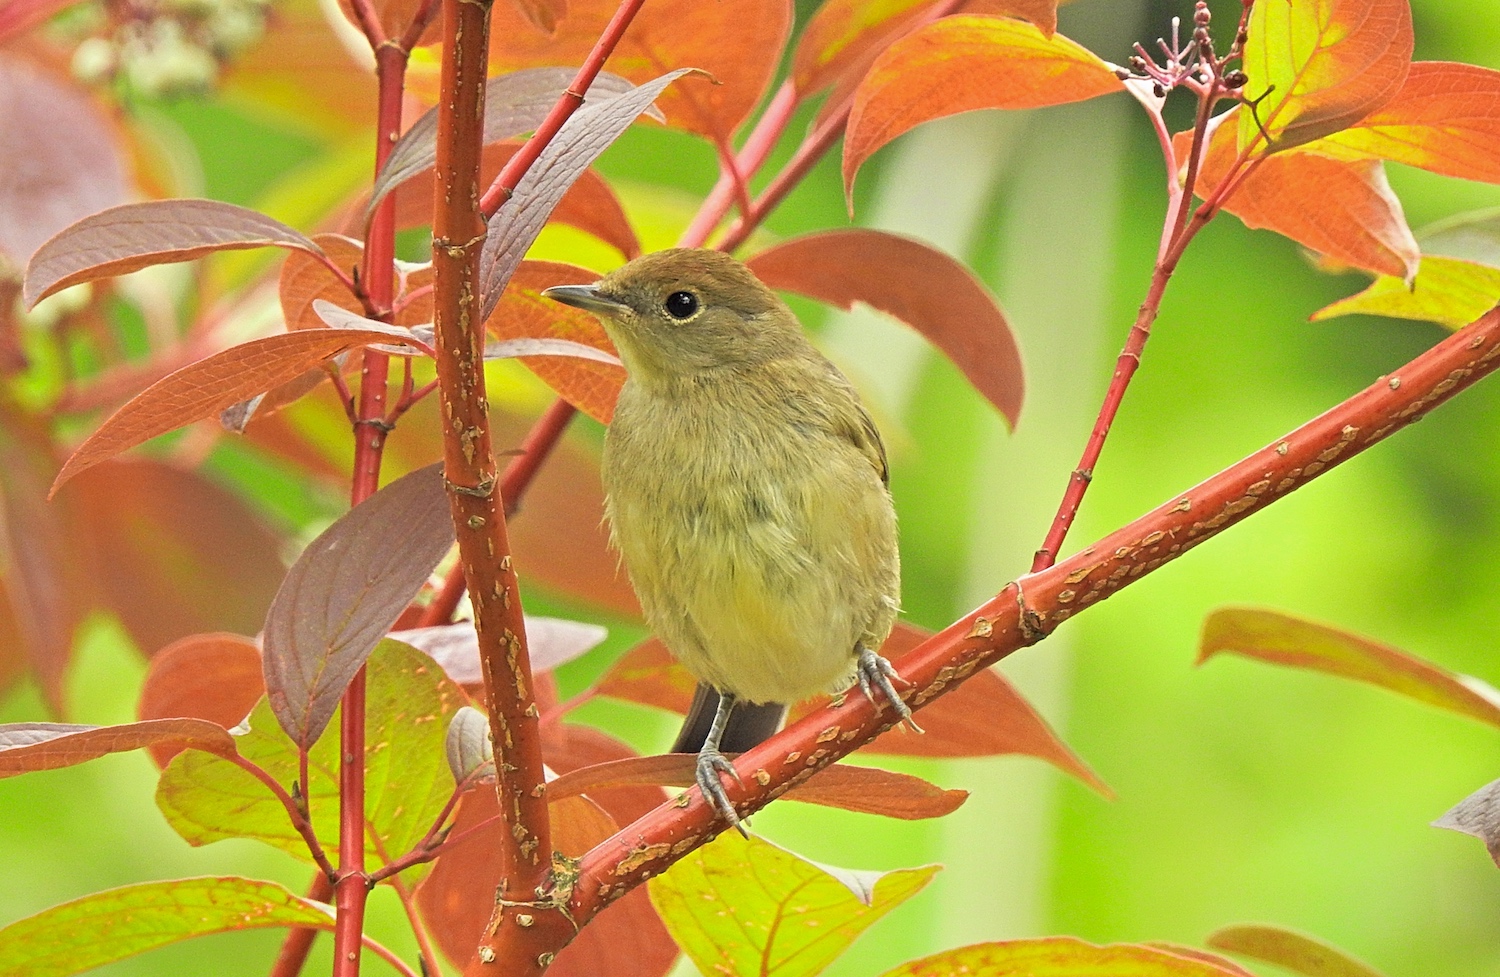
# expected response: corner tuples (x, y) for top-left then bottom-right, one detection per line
(696, 746), (747, 837)
(856, 645), (924, 734)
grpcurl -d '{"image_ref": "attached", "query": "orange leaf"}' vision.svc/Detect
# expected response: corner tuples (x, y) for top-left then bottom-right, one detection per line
(547, 753), (968, 820)
(335, 0), (440, 45)
(843, 15), (1121, 199)
(51, 325), (422, 493)
(69, 461), (286, 655)
(488, 0), (790, 144)
(1200, 607), (1500, 729)
(509, 0), (567, 35)
(490, 261), (626, 422)
(136, 633), (263, 767)
(1239, 0), (1412, 152)
(595, 637), (699, 714)
(747, 229), (1023, 427)
(792, 0), (1061, 100)
(1193, 112), (1417, 280)
(888, 938), (1258, 976)
(0, 718), (236, 776)
(1310, 61), (1500, 184)
(541, 720), (669, 826)
(279, 235), (364, 331)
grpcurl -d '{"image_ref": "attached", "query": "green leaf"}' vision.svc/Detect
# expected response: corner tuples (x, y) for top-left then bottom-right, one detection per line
(1207, 924), (1389, 977)
(879, 937), (1255, 976)
(1199, 607), (1500, 729)
(1311, 255), (1500, 329)
(647, 832), (938, 977)
(0, 876), (333, 977)
(157, 640), (463, 882)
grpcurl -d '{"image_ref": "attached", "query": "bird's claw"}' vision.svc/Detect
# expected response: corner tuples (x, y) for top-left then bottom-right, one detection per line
(856, 645), (923, 734)
(695, 747), (747, 837)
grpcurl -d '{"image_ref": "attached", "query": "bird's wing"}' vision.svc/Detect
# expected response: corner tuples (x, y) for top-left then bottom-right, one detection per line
(824, 363), (890, 486)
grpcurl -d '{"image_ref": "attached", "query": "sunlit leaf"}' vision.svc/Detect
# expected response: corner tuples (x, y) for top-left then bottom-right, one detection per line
(1207, 924), (1389, 977)
(843, 15), (1121, 198)
(370, 68), (640, 215)
(24, 199), (324, 308)
(0, 877), (333, 977)
(882, 937), (1257, 976)
(262, 463), (455, 748)
(1239, 0), (1412, 152)
(136, 632), (263, 767)
(1192, 113), (1418, 280)
(478, 70), (694, 324)
(0, 718), (235, 777)
(50, 326), (422, 493)
(650, 832), (938, 977)
(1312, 255), (1500, 328)
(487, 0), (789, 143)
(69, 461), (287, 656)
(1200, 607), (1500, 728)
(159, 641), (461, 879)
(488, 261), (626, 421)
(1308, 62), (1500, 182)
(1434, 778), (1500, 868)
(747, 229), (1023, 426)
(0, 54), (128, 268)
(793, 0), (1062, 99)
(548, 753), (968, 820)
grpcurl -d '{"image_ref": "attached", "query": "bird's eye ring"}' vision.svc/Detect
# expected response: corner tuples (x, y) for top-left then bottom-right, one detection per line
(664, 291), (699, 320)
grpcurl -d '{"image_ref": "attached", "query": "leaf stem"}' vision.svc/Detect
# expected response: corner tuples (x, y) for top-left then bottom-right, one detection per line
(390, 876), (443, 977)
(269, 873), (335, 977)
(226, 753), (336, 879)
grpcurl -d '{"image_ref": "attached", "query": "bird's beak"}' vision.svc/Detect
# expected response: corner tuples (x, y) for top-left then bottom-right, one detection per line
(542, 284), (630, 318)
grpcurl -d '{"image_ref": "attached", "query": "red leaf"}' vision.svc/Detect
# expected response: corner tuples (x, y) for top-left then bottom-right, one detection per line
(24, 199), (325, 308)
(279, 235), (364, 331)
(1312, 62), (1500, 184)
(1206, 924), (1389, 977)
(69, 461), (286, 655)
(843, 15), (1122, 199)
(418, 788), (676, 977)
(488, 0), (790, 144)
(478, 71), (694, 324)
(747, 229), (1023, 427)
(262, 463), (455, 749)
(50, 325), (424, 493)
(793, 0), (1061, 100)
(1199, 607), (1500, 729)
(509, 0), (567, 35)
(136, 633), (263, 767)
(0, 718), (236, 776)
(542, 720), (669, 826)
(1189, 113), (1418, 280)
(1240, 0), (1413, 152)
(490, 262), (626, 423)
(547, 754), (968, 820)
(594, 637), (699, 714)
(0, 54), (128, 267)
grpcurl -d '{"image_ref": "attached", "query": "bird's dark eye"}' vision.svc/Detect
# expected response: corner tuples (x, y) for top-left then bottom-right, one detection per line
(664, 291), (699, 319)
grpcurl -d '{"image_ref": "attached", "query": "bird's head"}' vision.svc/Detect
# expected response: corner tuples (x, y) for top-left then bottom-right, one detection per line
(543, 248), (801, 385)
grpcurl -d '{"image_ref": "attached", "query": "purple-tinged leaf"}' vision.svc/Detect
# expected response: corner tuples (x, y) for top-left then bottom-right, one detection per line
(0, 54), (128, 268)
(51, 326), (427, 494)
(1435, 778), (1500, 868)
(477, 70), (695, 323)
(367, 68), (645, 217)
(396, 615), (607, 687)
(0, 876), (333, 977)
(23, 199), (324, 308)
(1207, 924), (1390, 977)
(262, 463), (455, 748)
(445, 706), (494, 783)
(0, 718), (235, 777)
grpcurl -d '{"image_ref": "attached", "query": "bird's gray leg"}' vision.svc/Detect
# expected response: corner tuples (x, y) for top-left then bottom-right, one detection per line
(696, 690), (747, 836)
(855, 643), (924, 733)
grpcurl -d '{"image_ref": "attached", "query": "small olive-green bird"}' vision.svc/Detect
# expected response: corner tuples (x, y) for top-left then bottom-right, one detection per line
(544, 249), (914, 831)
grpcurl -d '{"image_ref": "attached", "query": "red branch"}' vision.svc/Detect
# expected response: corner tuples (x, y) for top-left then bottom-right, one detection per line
(478, 0), (649, 217)
(474, 305), (1500, 965)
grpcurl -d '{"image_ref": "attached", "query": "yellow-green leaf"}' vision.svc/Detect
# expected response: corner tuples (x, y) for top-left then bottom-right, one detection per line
(879, 937), (1255, 976)
(1312, 255), (1500, 328)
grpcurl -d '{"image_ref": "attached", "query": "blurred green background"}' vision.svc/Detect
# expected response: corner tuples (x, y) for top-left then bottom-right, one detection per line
(4, 0), (1500, 974)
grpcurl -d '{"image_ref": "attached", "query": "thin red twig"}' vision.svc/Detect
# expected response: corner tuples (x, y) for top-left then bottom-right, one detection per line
(227, 754), (335, 879)
(269, 873), (335, 977)
(678, 80), (798, 249)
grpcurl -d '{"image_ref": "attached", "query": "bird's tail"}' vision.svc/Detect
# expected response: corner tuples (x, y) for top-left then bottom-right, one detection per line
(672, 682), (787, 755)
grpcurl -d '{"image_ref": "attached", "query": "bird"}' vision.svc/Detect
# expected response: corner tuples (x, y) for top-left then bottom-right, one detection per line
(543, 248), (915, 832)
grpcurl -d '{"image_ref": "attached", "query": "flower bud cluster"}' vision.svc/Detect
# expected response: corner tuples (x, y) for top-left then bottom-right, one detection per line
(69, 0), (272, 99)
